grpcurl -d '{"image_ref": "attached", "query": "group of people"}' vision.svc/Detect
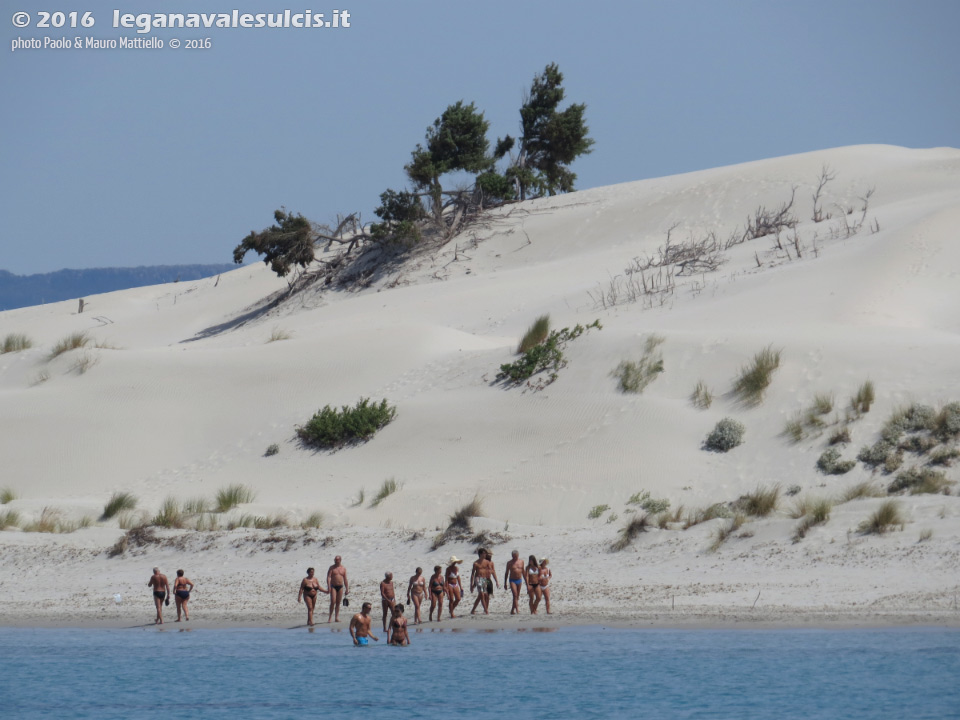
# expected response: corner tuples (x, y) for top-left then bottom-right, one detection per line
(146, 548), (553, 642)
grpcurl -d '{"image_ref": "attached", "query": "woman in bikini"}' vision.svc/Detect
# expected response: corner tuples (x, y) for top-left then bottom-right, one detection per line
(387, 603), (410, 646)
(173, 569), (194, 622)
(427, 565), (445, 622)
(539, 558), (552, 614)
(445, 556), (464, 618)
(525, 555), (542, 614)
(406, 567), (426, 625)
(297, 567), (328, 627)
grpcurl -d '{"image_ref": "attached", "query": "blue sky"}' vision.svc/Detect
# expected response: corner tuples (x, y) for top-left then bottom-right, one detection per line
(2, 0), (958, 274)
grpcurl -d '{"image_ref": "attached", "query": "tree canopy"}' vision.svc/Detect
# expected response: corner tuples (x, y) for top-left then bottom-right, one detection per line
(232, 209), (315, 278)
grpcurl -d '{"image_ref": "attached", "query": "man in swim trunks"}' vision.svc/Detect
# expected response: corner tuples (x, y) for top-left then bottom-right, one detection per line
(380, 572), (397, 632)
(298, 567), (328, 627)
(349, 602), (379, 646)
(147, 567), (170, 625)
(387, 603), (410, 646)
(469, 548), (498, 615)
(326, 555), (349, 623)
(504, 550), (525, 615)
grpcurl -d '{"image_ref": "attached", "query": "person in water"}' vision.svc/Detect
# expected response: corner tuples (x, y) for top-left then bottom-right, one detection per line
(349, 602), (379, 646)
(147, 567), (170, 625)
(445, 556), (464, 618)
(172, 569), (194, 622)
(525, 555), (542, 614)
(326, 555), (349, 623)
(380, 572), (397, 632)
(539, 558), (552, 614)
(406, 566), (426, 625)
(504, 550), (525, 615)
(428, 565), (445, 622)
(387, 603), (410, 646)
(298, 567), (328, 627)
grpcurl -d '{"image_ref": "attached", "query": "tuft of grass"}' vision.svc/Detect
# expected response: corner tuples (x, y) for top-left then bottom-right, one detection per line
(888, 467), (953, 496)
(783, 414), (806, 444)
(656, 513), (671, 530)
(828, 427), (851, 446)
(611, 513), (650, 551)
(812, 393), (834, 415)
(683, 503), (732, 529)
(71, 352), (99, 375)
(227, 513), (256, 530)
(101, 492), (137, 520)
(792, 498), (832, 542)
(517, 314), (550, 354)
(918, 528), (933, 543)
(23, 507), (65, 533)
(690, 380), (714, 409)
(858, 500), (904, 534)
(709, 513), (746, 552)
(432, 496), (484, 550)
(350, 488), (365, 507)
(49, 332), (90, 359)
(369, 477), (402, 508)
(612, 334), (665, 394)
(588, 504), (610, 519)
(151, 497), (186, 529)
(267, 327), (292, 343)
(736, 485), (780, 517)
(732, 345), (782, 406)
(704, 418), (745, 452)
(850, 380), (875, 415)
(839, 482), (884, 503)
(301, 511), (324, 529)
(816, 448), (856, 475)
(1, 333), (33, 354)
(215, 484), (256, 513)
(928, 446), (960, 467)
(0, 509), (22, 529)
(182, 497), (211, 515)
(253, 514), (288, 529)
(31, 370), (50, 386)
(296, 398), (397, 449)
(1, 487), (17, 504)
(264, 443), (280, 457)
(117, 511), (148, 530)
(194, 513), (220, 531)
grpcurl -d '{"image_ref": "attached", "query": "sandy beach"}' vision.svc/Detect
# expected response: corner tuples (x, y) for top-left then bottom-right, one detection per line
(2, 144), (959, 629)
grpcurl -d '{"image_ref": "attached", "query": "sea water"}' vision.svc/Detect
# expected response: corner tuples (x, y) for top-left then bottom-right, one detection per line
(1, 626), (958, 719)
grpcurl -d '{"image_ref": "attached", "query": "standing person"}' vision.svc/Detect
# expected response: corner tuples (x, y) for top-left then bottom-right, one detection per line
(147, 567), (170, 625)
(326, 555), (349, 623)
(504, 550), (525, 615)
(539, 558), (552, 614)
(406, 567), (426, 625)
(387, 603), (410, 646)
(428, 565), (445, 622)
(297, 567), (328, 627)
(172, 569), (194, 622)
(525, 555), (542, 614)
(469, 548), (498, 615)
(380, 572), (397, 632)
(349, 602), (379, 646)
(445, 556), (464, 618)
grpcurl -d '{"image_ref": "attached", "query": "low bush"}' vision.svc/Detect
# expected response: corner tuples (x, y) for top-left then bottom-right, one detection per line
(828, 427), (851, 446)
(927, 446), (960, 467)
(897, 435), (938, 455)
(612, 334), (665, 394)
(611, 514), (650, 551)
(369, 478), (401, 508)
(933, 402), (960, 440)
(296, 398), (397, 449)
(517, 314), (550, 354)
(587, 504), (610, 520)
(735, 485), (780, 517)
(731, 345), (782, 406)
(626, 490), (670, 515)
(816, 448), (856, 475)
(101, 492), (137, 520)
(264, 443), (280, 457)
(690, 380), (713, 409)
(888, 467), (953, 495)
(1, 333), (32, 354)
(857, 441), (895, 468)
(704, 418), (745, 452)
(215, 484), (256, 513)
(497, 320), (601, 388)
(858, 500), (904, 534)
(49, 332), (90, 359)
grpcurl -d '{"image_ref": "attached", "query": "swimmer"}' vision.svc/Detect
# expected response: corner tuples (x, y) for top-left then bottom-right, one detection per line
(428, 565), (445, 622)
(387, 603), (410, 646)
(326, 555), (349, 623)
(349, 602), (379, 646)
(380, 572), (397, 632)
(504, 550), (524, 615)
(146, 567), (170, 625)
(406, 566), (426, 625)
(297, 567), (328, 626)
(172, 569), (194, 622)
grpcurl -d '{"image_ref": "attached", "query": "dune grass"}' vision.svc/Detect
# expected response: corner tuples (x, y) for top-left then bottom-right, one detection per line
(587, 504), (610, 520)
(117, 511), (148, 530)
(267, 327), (292, 343)
(264, 443), (280, 457)
(709, 512), (746, 552)
(182, 497), (211, 515)
(782, 414), (806, 444)
(732, 345), (782, 406)
(1, 333), (32, 354)
(432, 496), (484, 550)
(812, 393), (834, 415)
(71, 352), (99, 375)
(151, 497), (186, 529)
(792, 498), (832, 542)
(0, 509), (22, 529)
(612, 334), (665, 394)
(683, 503), (732, 529)
(49, 332), (91, 359)
(611, 513), (650, 551)
(933, 402), (960, 441)
(23, 507), (66, 533)
(736, 485), (780, 517)
(690, 380), (714, 409)
(850, 380), (875, 415)
(301, 511), (324, 529)
(828, 426), (851, 445)
(253, 514), (289, 529)
(194, 513), (220, 531)
(0, 487), (16, 504)
(838, 482), (884, 503)
(215, 484), (256, 513)
(918, 528), (933, 543)
(858, 499), (904, 534)
(517, 314), (551, 354)
(888, 467), (953, 495)
(369, 477), (401, 508)
(101, 492), (137, 520)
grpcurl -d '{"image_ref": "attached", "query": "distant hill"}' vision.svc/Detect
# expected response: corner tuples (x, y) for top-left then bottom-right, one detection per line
(0, 264), (238, 311)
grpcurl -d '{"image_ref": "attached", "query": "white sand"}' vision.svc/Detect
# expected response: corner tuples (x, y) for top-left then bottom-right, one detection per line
(1, 144), (959, 628)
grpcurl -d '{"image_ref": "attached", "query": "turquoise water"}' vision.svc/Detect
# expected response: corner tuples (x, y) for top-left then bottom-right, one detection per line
(2, 626), (958, 719)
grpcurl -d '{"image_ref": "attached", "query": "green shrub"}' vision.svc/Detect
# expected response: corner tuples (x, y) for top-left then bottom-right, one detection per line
(588, 504), (610, 519)
(101, 492), (137, 520)
(735, 485), (780, 517)
(704, 418), (745, 452)
(496, 321), (601, 387)
(1, 333), (32, 354)
(611, 514), (650, 551)
(0, 487), (16, 505)
(883, 451), (904, 474)
(828, 427), (851, 445)
(927, 446), (960, 467)
(264, 443), (280, 457)
(49, 332), (90, 359)
(627, 490), (670, 515)
(888, 467), (953, 495)
(732, 345), (782, 406)
(612, 335), (665, 394)
(517, 315), (550, 354)
(369, 477), (401, 508)
(296, 397), (397, 448)
(858, 500), (904, 534)
(690, 380), (713, 409)
(933, 402), (960, 440)
(857, 441), (895, 468)
(850, 380), (875, 415)
(215, 484), (256, 513)
(898, 435), (938, 455)
(816, 448), (856, 475)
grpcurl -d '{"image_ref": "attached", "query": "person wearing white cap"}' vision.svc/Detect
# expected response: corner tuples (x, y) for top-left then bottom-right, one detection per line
(445, 556), (464, 618)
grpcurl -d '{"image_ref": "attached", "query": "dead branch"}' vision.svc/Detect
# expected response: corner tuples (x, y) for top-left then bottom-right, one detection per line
(812, 164), (836, 222)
